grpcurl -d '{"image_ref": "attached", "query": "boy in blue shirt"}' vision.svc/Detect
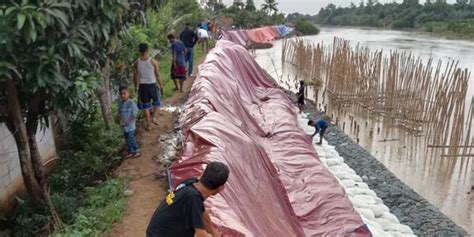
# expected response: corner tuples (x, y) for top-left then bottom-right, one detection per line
(118, 86), (141, 158)
(308, 119), (330, 145)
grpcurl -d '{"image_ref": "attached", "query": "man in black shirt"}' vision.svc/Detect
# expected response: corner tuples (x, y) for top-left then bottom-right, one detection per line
(180, 23), (199, 77)
(146, 161), (230, 237)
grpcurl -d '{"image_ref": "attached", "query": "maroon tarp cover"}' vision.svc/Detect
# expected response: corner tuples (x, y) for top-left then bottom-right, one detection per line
(169, 40), (370, 236)
(222, 26), (289, 47)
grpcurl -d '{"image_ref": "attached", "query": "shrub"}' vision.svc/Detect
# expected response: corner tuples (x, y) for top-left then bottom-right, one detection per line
(10, 109), (123, 236)
(294, 19), (320, 36)
(55, 179), (126, 237)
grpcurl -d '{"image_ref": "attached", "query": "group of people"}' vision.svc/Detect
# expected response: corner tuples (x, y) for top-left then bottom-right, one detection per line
(115, 19), (330, 237)
(117, 19), (216, 159)
(297, 80), (331, 145)
(115, 18), (232, 237)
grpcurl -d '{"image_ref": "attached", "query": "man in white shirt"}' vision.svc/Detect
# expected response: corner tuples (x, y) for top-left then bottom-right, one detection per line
(133, 43), (164, 131)
(197, 24), (209, 53)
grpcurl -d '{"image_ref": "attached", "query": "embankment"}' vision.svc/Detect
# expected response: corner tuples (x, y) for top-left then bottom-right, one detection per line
(168, 40), (369, 236)
(222, 25), (294, 48)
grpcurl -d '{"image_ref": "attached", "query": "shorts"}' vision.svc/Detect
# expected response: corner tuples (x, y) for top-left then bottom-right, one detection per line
(297, 96), (305, 105)
(320, 125), (328, 137)
(171, 64), (187, 80)
(138, 83), (160, 110)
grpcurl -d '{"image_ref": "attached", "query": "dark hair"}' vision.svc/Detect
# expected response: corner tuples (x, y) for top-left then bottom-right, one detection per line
(139, 43), (148, 54)
(307, 120), (314, 126)
(185, 22), (191, 27)
(167, 33), (175, 40)
(119, 85), (128, 92)
(300, 80), (305, 85)
(201, 162), (229, 190)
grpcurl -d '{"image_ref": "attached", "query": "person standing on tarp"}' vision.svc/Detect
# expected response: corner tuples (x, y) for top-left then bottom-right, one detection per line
(308, 118), (330, 145)
(180, 23), (198, 78)
(297, 80), (305, 114)
(146, 162), (230, 237)
(133, 43), (164, 131)
(168, 33), (187, 93)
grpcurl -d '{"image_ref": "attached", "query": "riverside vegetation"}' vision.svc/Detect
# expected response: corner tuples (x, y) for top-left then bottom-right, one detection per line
(208, 0), (320, 35)
(2, 0), (292, 236)
(287, 0), (474, 38)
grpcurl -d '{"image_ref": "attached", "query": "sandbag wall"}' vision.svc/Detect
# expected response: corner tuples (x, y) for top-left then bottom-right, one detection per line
(221, 25), (294, 47)
(168, 40), (370, 237)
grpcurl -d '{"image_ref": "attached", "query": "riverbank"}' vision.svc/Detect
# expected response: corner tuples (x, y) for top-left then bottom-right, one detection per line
(296, 95), (469, 236)
(318, 24), (474, 41)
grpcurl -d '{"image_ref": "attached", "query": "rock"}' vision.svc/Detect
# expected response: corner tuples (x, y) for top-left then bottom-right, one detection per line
(123, 189), (134, 197)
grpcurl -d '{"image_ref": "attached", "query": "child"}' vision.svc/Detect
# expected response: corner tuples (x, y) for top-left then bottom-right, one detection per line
(118, 86), (141, 158)
(308, 118), (330, 145)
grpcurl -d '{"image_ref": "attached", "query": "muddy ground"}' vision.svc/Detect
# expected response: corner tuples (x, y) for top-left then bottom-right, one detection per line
(105, 77), (194, 237)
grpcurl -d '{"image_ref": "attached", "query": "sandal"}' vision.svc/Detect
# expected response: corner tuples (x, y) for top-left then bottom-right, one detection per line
(132, 152), (142, 158)
(152, 118), (159, 126)
(124, 153), (134, 159)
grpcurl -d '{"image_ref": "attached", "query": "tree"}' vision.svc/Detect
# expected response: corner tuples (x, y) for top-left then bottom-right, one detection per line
(261, 0), (278, 15)
(233, 1), (245, 9)
(207, 0), (226, 13)
(245, 0), (257, 11)
(1, 0), (131, 229)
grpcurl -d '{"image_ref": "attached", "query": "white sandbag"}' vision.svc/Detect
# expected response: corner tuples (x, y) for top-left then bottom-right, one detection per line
(340, 179), (356, 188)
(382, 212), (401, 224)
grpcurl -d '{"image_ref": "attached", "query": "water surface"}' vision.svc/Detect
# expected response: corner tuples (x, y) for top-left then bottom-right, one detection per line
(255, 27), (474, 234)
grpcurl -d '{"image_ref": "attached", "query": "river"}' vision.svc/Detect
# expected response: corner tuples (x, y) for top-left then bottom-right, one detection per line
(255, 27), (474, 235)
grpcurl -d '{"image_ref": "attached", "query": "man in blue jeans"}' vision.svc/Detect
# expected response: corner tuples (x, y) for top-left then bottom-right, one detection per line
(118, 86), (141, 158)
(308, 118), (330, 145)
(180, 23), (198, 77)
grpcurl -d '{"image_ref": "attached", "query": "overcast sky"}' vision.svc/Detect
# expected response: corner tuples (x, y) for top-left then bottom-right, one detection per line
(221, 0), (457, 15)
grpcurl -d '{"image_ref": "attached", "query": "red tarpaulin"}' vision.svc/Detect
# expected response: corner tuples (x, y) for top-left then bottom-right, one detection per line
(169, 40), (370, 237)
(222, 26), (291, 47)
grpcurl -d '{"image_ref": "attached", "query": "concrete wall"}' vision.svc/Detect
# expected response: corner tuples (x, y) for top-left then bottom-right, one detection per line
(0, 123), (57, 216)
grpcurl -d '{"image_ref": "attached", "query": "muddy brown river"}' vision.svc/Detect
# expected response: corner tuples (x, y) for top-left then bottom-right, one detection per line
(255, 27), (474, 235)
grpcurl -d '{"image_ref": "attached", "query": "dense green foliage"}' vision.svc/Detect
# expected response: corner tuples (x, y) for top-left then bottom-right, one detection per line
(11, 114), (124, 236)
(7, 0), (206, 235)
(294, 19), (320, 35)
(306, 0), (474, 38)
(2, 0), (130, 120)
(113, 0), (206, 97)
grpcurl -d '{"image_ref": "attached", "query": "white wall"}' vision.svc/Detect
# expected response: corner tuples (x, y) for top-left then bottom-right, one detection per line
(0, 122), (57, 214)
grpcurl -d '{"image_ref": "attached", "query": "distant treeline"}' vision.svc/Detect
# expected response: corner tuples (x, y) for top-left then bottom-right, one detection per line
(208, 0), (320, 35)
(287, 0), (474, 38)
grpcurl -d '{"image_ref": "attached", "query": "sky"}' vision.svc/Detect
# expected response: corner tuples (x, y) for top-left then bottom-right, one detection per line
(221, 0), (458, 15)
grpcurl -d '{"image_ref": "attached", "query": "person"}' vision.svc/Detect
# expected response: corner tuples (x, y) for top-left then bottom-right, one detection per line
(197, 24), (210, 53)
(297, 80), (305, 114)
(201, 18), (209, 31)
(118, 86), (141, 158)
(146, 161), (230, 237)
(133, 43), (163, 131)
(308, 118), (330, 145)
(180, 23), (198, 77)
(168, 34), (187, 92)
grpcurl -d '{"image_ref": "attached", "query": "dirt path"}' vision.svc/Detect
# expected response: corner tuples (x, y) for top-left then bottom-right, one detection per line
(105, 76), (195, 237)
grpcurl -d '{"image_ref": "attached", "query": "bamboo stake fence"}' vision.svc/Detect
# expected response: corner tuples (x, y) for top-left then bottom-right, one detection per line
(282, 37), (473, 148)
